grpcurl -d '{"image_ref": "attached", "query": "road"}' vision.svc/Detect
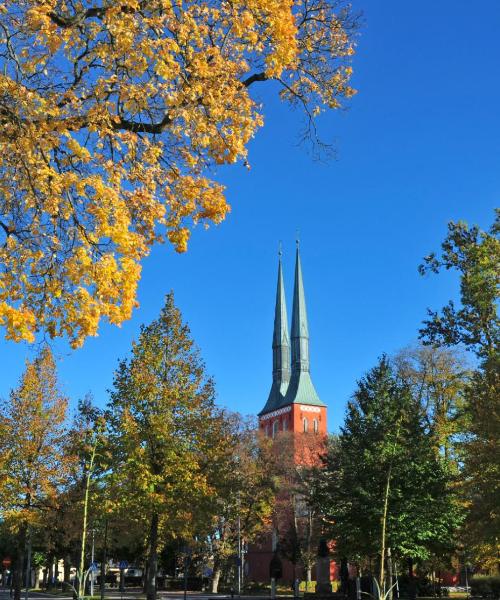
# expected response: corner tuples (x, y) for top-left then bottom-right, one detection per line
(0, 591), (280, 600)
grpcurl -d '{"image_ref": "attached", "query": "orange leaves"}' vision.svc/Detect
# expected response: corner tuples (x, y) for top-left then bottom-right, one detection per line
(0, 303), (37, 343)
(0, 348), (70, 525)
(0, 0), (356, 346)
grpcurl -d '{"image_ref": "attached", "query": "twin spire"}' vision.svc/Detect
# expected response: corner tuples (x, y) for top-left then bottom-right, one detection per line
(259, 244), (324, 416)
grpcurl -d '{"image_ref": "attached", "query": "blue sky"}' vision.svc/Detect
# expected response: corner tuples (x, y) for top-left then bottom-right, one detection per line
(0, 0), (498, 432)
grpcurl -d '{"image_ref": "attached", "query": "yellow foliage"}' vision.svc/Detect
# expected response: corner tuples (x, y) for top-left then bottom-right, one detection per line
(0, 0), (356, 346)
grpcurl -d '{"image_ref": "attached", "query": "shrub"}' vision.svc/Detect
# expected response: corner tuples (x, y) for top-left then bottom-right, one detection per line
(470, 575), (500, 598)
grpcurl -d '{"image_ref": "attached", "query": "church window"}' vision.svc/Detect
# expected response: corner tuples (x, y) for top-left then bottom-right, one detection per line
(313, 418), (319, 433)
(303, 418), (308, 433)
(283, 418), (288, 431)
(272, 420), (279, 438)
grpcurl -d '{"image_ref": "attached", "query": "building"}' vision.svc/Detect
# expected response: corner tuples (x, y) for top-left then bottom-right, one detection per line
(246, 245), (332, 586)
(258, 244), (327, 438)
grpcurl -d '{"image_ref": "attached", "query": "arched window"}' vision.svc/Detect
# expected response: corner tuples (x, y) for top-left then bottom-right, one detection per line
(283, 418), (288, 432)
(313, 418), (319, 433)
(303, 418), (308, 433)
(272, 420), (279, 438)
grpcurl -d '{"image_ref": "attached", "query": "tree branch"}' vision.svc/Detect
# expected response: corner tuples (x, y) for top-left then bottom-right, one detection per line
(242, 72), (268, 87)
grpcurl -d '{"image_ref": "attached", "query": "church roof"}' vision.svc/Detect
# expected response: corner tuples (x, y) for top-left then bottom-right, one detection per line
(291, 245), (309, 342)
(259, 245), (326, 417)
(258, 254), (290, 417)
(273, 254), (290, 349)
(283, 371), (325, 407)
(258, 380), (289, 416)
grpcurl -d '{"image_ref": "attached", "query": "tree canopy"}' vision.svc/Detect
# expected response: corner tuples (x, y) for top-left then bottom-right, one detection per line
(0, 0), (357, 347)
(419, 210), (499, 360)
(313, 357), (463, 574)
(420, 211), (500, 570)
(0, 347), (70, 600)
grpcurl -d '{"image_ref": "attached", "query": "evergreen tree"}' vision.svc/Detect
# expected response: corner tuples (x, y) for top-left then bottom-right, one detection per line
(313, 357), (463, 590)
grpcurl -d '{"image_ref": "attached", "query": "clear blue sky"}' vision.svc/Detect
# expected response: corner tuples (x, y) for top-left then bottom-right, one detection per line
(0, 0), (498, 432)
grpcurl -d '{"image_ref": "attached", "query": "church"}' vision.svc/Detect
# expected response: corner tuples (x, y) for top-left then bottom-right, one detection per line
(246, 245), (333, 586)
(258, 244), (327, 438)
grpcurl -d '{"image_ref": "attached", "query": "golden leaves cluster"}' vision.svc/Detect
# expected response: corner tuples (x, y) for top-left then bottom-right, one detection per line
(0, 347), (70, 527)
(0, 0), (356, 346)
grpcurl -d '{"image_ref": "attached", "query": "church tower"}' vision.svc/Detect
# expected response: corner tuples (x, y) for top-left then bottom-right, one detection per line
(258, 245), (327, 437)
(247, 245), (331, 586)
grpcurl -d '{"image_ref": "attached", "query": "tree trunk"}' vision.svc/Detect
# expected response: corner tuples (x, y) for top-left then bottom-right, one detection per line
(13, 526), (26, 600)
(142, 560), (148, 594)
(211, 568), (222, 594)
(53, 556), (59, 588)
(101, 520), (108, 600)
(408, 558), (416, 600)
(25, 527), (32, 596)
(146, 512), (159, 600)
(64, 556), (71, 585)
(13, 558), (23, 600)
(379, 463), (392, 595)
(387, 548), (393, 600)
(35, 568), (42, 589)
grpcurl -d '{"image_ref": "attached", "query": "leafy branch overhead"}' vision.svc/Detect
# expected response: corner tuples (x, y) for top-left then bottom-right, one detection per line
(0, 0), (357, 346)
(419, 210), (500, 359)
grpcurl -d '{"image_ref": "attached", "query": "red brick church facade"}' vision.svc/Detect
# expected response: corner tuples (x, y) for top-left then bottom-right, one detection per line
(245, 246), (336, 586)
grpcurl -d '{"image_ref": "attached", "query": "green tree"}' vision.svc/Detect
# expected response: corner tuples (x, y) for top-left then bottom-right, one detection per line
(461, 355), (499, 571)
(419, 210), (499, 360)
(419, 211), (499, 570)
(313, 357), (463, 591)
(107, 292), (227, 600)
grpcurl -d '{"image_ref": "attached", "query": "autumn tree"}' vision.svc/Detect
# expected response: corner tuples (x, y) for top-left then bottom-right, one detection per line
(313, 357), (463, 593)
(0, 347), (70, 600)
(393, 344), (469, 462)
(106, 292), (229, 600)
(419, 211), (500, 571)
(197, 414), (276, 593)
(0, 0), (357, 347)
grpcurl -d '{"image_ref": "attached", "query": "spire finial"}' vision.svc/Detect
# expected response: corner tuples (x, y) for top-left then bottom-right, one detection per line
(278, 240), (283, 258)
(296, 230), (300, 250)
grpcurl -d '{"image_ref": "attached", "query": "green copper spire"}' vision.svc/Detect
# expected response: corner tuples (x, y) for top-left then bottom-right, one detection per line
(284, 243), (325, 408)
(291, 242), (309, 372)
(258, 251), (291, 416)
(273, 251), (291, 384)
